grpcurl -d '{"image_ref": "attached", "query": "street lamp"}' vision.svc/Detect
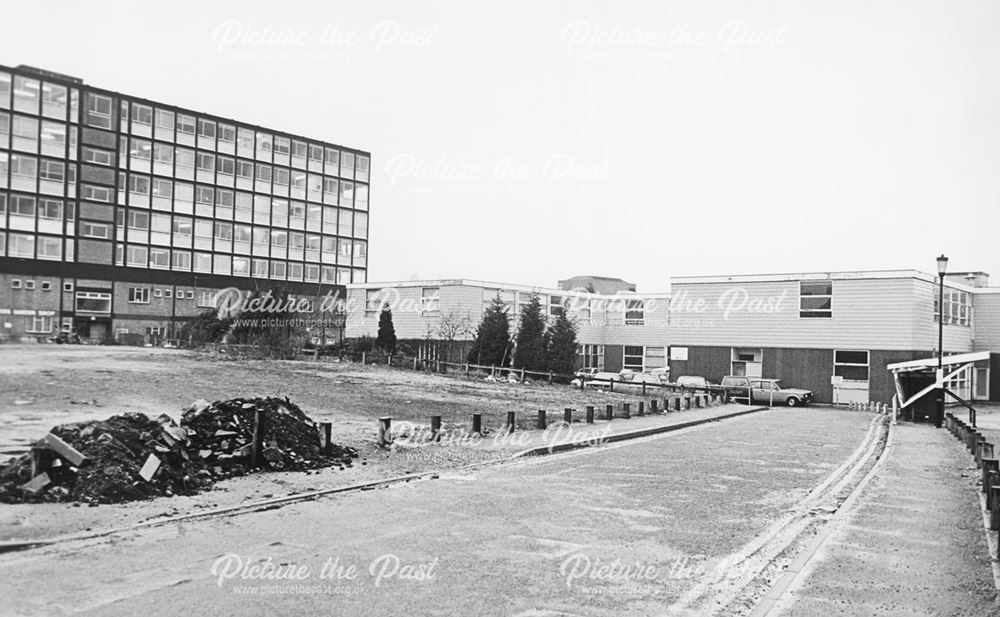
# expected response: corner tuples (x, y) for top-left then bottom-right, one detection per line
(935, 254), (948, 428)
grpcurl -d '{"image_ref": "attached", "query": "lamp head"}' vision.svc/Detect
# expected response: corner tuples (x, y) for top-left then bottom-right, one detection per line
(936, 254), (949, 276)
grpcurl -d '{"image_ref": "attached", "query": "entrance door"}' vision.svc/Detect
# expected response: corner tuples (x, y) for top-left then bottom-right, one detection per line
(732, 348), (762, 377)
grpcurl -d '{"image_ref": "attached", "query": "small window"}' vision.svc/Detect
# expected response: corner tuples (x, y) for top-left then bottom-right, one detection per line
(186, 290), (194, 300)
(11, 279), (22, 289)
(800, 281), (832, 318)
(164, 289), (173, 299)
(24, 280), (36, 290)
(128, 287), (150, 303)
(41, 281), (52, 291)
(153, 289), (163, 298)
(421, 288), (440, 312)
(63, 282), (74, 292)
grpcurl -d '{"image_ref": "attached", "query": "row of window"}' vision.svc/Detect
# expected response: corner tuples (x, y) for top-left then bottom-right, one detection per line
(8, 278), (54, 291)
(127, 287), (197, 303)
(0, 73), (75, 121)
(935, 288), (973, 327)
(80, 91), (369, 181)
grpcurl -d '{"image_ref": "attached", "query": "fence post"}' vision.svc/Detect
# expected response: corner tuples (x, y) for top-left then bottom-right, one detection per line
(472, 413), (482, 436)
(431, 415), (442, 442)
(638, 402), (645, 416)
(361, 351), (367, 365)
(585, 405), (594, 424)
(520, 368), (526, 382)
(537, 409), (547, 430)
(549, 371), (553, 384)
(651, 400), (658, 413)
(642, 382), (647, 396)
(506, 411), (516, 434)
(674, 397), (681, 412)
(564, 408), (573, 424)
(251, 408), (264, 467)
(605, 404), (613, 421)
(319, 422), (332, 455)
(623, 403), (631, 419)
(378, 417), (392, 447)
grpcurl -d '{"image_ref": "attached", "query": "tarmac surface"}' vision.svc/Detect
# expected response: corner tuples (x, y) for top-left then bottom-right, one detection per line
(765, 422), (999, 617)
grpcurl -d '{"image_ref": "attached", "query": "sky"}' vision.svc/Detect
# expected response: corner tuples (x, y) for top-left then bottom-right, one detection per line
(2, 0), (998, 292)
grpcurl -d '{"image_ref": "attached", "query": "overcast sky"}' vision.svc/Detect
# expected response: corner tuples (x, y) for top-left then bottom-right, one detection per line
(3, 0), (998, 292)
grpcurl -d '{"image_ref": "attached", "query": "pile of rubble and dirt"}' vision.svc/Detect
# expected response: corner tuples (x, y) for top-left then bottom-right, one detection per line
(0, 397), (357, 505)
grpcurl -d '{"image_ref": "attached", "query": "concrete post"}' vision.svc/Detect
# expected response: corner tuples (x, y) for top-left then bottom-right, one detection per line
(537, 410), (546, 430)
(431, 415), (442, 441)
(506, 411), (516, 434)
(378, 417), (391, 447)
(472, 413), (482, 435)
(585, 406), (594, 424)
(605, 404), (613, 421)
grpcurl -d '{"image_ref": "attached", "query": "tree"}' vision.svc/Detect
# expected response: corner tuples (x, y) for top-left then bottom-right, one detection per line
(376, 308), (397, 353)
(512, 294), (548, 371)
(436, 310), (474, 362)
(468, 295), (511, 367)
(546, 312), (579, 375)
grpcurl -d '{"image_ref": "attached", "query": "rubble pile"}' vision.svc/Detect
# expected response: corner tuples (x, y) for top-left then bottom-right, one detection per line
(0, 397), (357, 505)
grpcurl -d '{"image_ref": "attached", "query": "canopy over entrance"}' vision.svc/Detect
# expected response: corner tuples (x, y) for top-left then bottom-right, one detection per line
(887, 351), (989, 424)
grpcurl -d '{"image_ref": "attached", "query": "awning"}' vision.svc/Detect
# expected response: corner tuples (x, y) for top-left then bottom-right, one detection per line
(887, 351), (990, 409)
(887, 351), (991, 372)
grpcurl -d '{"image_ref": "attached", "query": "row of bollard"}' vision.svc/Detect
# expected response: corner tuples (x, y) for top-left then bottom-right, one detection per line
(847, 401), (889, 412)
(376, 391), (729, 446)
(946, 412), (1000, 557)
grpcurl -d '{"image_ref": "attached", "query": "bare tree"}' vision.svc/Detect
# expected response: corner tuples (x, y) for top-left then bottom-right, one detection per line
(436, 310), (475, 362)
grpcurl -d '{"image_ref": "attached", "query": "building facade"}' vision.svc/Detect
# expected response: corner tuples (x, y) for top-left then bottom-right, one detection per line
(0, 64), (369, 343)
(344, 279), (671, 372)
(666, 270), (998, 405)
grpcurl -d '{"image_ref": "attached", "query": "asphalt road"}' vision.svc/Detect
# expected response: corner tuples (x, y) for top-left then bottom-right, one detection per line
(1, 408), (875, 617)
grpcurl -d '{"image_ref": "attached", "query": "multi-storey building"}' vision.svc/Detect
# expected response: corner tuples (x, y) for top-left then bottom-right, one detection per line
(0, 64), (369, 343)
(345, 279), (671, 372)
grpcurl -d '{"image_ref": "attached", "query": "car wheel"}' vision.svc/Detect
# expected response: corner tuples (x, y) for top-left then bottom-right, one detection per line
(786, 397), (799, 407)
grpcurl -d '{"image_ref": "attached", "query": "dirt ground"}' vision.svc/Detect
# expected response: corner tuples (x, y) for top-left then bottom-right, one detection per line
(0, 344), (665, 541)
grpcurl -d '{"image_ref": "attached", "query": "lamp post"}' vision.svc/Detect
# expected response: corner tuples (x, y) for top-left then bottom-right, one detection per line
(935, 254), (948, 428)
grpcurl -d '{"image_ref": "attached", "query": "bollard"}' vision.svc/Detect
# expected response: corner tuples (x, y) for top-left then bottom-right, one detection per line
(988, 470), (999, 509)
(684, 396), (691, 411)
(673, 397), (681, 412)
(976, 441), (985, 468)
(991, 489), (1000, 532)
(537, 409), (547, 430)
(506, 411), (516, 434)
(251, 408), (265, 467)
(585, 405), (595, 424)
(378, 417), (392, 447)
(985, 459), (1000, 495)
(472, 413), (482, 435)
(638, 402), (645, 416)
(431, 415), (442, 441)
(623, 403), (631, 419)
(982, 459), (999, 494)
(984, 443), (995, 461)
(650, 400), (658, 413)
(606, 404), (614, 421)
(318, 422), (332, 455)
(564, 408), (573, 424)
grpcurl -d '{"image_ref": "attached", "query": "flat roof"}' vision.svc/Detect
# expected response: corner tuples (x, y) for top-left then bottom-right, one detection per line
(347, 279), (669, 299)
(671, 269), (985, 292)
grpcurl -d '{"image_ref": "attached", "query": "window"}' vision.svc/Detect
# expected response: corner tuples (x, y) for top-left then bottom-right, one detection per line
(27, 315), (53, 334)
(9, 233), (34, 257)
(214, 221), (233, 240)
(366, 289), (386, 312)
(800, 281), (832, 318)
(834, 350), (869, 382)
(85, 94), (112, 128)
(274, 167), (289, 187)
(80, 221), (111, 239)
(38, 199), (63, 219)
(197, 152), (215, 172)
(11, 279), (22, 289)
(176, 114), (196, 135)
(580, 344), (605, 371)
(12, 115), (38, 150)
(11, 195), (35, 216)
(132, 103), (153, 126)
(129, 287), (150, 304)
(83, 147), (113, 166)
(126, 245), (148, 266)
(623, 346), (644, 371)
(197, 291), (215, 307)
(274, 137), (290, 156)
(421, 288), (440, 312)
(155, 109), (174, 132)
(731, 348), (763, 377)
(75, 291), (112, 313)
(644, 346), (667, 370)
(197, 119), (216, 138)
(42, 83), (67, 118)
(128, 210), (150, 229)
(935, 288), (973, 327)
(625, 299), (644, 326)
(82, 184), (112, 203)
(39, 159), (64, 182)
(150, 248), (169, 268)
(41, 281), (52, 291)
(218, 156), (235, 177)
(63, 282), (74, 292)
(171, 249), (192, 271)
(23, 280), (36, 290)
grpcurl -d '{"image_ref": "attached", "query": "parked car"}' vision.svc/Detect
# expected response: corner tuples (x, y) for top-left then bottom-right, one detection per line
(571, 371), (625, 388)
(619, 370), (666, 385)
(721, 376), (813, 406)
(674, 375), (710, 389)
(574, 367), (600, 378)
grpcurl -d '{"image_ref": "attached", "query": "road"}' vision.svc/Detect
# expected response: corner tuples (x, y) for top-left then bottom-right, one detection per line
(2, 408), (879, 616)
